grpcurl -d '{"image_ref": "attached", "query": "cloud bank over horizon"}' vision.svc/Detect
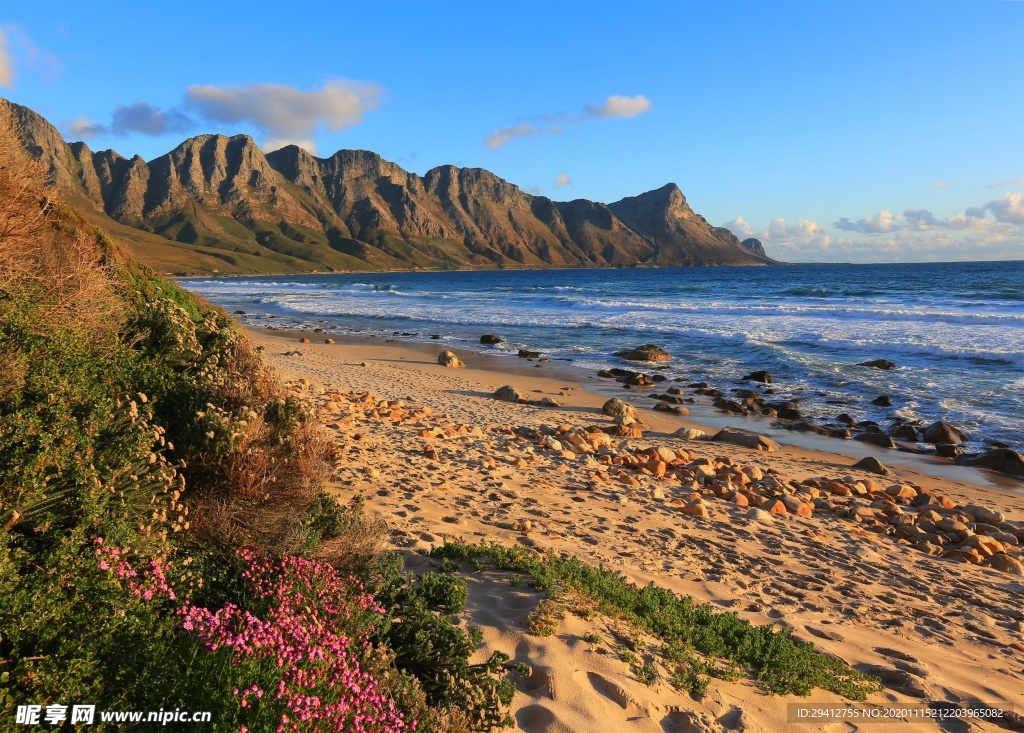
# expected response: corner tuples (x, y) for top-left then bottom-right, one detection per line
(725, 191), (1024, 262)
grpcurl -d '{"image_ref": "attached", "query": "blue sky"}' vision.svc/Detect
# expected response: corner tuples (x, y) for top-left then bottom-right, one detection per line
(1, 0), (1022, 262)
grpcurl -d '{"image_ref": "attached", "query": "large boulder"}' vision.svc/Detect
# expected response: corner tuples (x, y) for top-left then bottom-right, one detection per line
(602, 398), (637, 418)
(955, 449), (1024, 477)
(437, 351), (464, 368)
(621, 344), (672, 362)
(480, 334), (504, 344)
(711, 427), (779, 452)
(859, 359), (896, 370)
(922, 422), (966, 445)
(743, 370), (772, 384)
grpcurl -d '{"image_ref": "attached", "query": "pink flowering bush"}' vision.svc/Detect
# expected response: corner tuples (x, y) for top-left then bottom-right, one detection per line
(95, 543), (412, 733)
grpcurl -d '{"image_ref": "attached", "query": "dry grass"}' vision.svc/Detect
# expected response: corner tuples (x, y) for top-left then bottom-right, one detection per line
(0, 104), (121, 335)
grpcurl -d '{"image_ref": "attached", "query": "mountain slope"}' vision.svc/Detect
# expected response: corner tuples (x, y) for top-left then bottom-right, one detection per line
(3, 98), (775, 275)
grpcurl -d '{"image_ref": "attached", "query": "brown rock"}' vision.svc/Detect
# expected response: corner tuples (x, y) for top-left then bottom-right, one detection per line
(494, 385), (525, 402)
(602, 398), (637, 418)
(711, 427), (779, 452)
(300, 337), (311, 343)
(955, 448), (1024, 477)
(763, 498), (788, 515)
(622, 344), (672, 361)
(680, 501), (710, 518)
(984, 554), (1024, 576)
(922, 421), (966, 445)
(438, 350), (465, 368)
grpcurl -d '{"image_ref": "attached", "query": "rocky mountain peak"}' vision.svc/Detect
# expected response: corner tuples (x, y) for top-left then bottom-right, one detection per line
(4, 97), (776, 273)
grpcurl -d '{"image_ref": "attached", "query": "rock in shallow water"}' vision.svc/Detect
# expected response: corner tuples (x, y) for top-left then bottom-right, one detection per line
(859, 358), (896, 370)
(955, 448), (1024, 476)
(922, 421), (966, 445)
(620, 343), (672, 361)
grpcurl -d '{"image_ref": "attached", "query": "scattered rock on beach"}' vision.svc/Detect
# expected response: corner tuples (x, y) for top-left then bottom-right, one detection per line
(438, 351), (465, 368)
(872, 395), (893, 406)
(518, 349), (542, 358)
(923, 422), (966, 445)
(653, 402), (689, 415)
(672, 427), (706, 440)
(962, 503), (1006, 524)
(743, 370), (772, 383)
(480, 334), (504, 344)
(300, 337), (310, 343)
(537, 396), (561, 407)
(602, 398), (637, 418)
(955, 448), (1024, 477)
(852, 456), (890, 475)
(494, 385), (526, 403)
(621, 344), (672, 362)
(859, 359), (896, 370)
(984, 554), (1024, 576)
(712, 427), (779, 452)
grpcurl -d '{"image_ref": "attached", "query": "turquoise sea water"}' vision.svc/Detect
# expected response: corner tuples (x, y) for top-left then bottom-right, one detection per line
(182, 261), (1024, 452)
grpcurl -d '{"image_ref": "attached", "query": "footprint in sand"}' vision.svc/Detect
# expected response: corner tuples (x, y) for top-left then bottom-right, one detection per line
(515, 705), (556, 732)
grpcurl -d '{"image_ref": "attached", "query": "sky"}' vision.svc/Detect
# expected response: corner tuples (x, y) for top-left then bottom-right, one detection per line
(1, 0), (1022, 263)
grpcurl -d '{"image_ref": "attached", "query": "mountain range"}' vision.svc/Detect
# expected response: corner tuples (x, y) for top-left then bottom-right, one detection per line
(3, 98), (774, 275)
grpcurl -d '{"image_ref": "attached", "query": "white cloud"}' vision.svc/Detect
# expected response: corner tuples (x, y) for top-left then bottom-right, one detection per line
(263, 137), (318, 154)
(0, 28), (12, 87)
(988, 178), (1024, 189)
(61, 115), (107, 140)
(184, 80), (383, 151)
(484, 123), (550, 150)
(766, 217), (827, 240)
(484, 93), (651, 149)
(902, 209), (936, 230)
(924, 180), (950, 190)
(111, 101), (192, 136)
(0, 24), (60, 88)
(584, 94), (652, 119)
(942, 212), (990, 230)
(723, 215), (753, 239)
(986, 192), (1024, 225)
(834, 210), (896, 233)
(553, 172), (572, 188)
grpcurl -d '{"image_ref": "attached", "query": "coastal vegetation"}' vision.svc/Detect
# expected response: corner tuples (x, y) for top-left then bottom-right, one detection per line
(0, 110), (513, 732)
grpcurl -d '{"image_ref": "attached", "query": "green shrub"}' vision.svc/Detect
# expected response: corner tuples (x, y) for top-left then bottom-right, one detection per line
(428, 541), (883, 701)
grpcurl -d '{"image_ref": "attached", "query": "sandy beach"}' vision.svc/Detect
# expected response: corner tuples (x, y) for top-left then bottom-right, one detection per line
(250, 327), (1024, 733)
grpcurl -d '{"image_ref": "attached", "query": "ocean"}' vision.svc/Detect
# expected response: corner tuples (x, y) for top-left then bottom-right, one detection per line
(182, 261), (1024, 453)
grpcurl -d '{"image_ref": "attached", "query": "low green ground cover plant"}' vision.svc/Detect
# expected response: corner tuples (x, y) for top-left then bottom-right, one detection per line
(428, 540), (883, 701)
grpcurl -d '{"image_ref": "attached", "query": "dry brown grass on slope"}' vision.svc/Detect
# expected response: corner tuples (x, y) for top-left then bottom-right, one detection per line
(0, 104), (121, 335)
